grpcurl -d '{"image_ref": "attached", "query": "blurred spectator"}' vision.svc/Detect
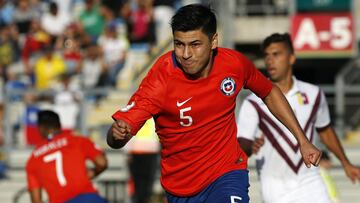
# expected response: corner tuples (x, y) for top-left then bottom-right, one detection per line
(55, 24), (83, 74)
(12, 0), (40, 34)
(153, 0), (175, 44)
(0, 152), (5, 179)
(101, 1), (128, 39)
(63, 38), (83, 74)
(52, 0), (76, 19)
(34, 44), (66, 90)
(0, 0), (15, 26)
(53, 73), (81, 133)
(128, 0), (156, 47)
(78, 0), (106, 42)
(320, 151), (341, 203)
(0, 24), (20, 81)
(41, 1), (71, 38)
(4, 68), (28, 102)
(81, 43), (106, 90)
(97, 22), (129, 86)
(101, 0), (125, 19)
(21, 18), (51, 76)
(0, 67), (3, 146)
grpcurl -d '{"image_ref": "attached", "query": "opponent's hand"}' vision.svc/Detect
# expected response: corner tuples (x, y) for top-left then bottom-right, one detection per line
(252, 135), (265, 154)
(343, 162), (360, 184)
(300, 141), (322, 168)
(111, 120), (132, 140)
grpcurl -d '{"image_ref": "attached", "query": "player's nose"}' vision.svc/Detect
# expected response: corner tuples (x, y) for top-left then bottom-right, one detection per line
(182, 46), (192, 59)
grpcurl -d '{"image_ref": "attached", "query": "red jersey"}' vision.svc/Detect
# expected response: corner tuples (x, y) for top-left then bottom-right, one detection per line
(26, 132), (103, 203)
(112, 47), (272, 196)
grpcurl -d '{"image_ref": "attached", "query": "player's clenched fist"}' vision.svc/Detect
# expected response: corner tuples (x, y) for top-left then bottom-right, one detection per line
(107, 120), (133, 149)
(111, 120), (132, 140)
(300, 141), (322, 168)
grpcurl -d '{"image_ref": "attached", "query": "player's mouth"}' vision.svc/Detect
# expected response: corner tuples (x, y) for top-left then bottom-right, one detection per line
(266, 67), (276, 75)
(182, 60), (195, 67)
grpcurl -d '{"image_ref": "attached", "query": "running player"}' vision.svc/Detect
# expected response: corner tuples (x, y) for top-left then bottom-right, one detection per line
(107, 5), (321, 203)
(26, 110), (108, 203)
(237, 33), (360, 203)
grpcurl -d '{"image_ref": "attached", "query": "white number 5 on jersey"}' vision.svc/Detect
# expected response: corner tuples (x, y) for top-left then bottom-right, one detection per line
(179, 107), (193, 127)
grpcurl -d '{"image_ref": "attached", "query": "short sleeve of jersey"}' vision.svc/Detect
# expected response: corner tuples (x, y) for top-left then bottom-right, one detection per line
(240, 54), (273, 99)
(315, 90), (331, 129)
(26, 158), (41, 190)
(112, 58), (167, 135)
(236, 99), (260, 140)
(78, 137), (104, 160)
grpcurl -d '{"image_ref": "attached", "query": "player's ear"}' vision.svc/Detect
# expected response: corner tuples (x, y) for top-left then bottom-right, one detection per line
(211, 33), (218, 49)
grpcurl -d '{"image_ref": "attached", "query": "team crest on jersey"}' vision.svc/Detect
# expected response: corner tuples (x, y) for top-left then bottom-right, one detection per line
(220, 77), (236, 96)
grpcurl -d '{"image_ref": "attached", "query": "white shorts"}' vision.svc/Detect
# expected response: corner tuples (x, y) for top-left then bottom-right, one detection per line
(260, 173), (332, 203)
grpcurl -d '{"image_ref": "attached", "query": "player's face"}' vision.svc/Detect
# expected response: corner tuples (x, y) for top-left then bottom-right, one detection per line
(264, 42), (295, 82)
(173, 29), (218, 78)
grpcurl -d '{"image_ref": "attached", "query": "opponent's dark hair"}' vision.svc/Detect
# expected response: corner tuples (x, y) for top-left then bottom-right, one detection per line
(170, 4), (217, 39)
(37, 110), (61, 129)
(262, 33), (294, 54)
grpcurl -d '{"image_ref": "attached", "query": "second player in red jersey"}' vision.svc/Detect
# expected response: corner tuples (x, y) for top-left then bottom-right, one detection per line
(26, 110), (108, 203)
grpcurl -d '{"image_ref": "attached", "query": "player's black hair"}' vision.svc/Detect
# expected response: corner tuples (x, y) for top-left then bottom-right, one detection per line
(262, 33), (294, 54)
(170, 4), (217, 39)
(37, 110), (61, 129)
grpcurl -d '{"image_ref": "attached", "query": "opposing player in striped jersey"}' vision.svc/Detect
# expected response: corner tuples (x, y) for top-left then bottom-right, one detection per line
(237, 33), (360, 203)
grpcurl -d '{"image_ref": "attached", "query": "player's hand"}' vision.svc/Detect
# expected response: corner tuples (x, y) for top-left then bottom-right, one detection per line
(252, 135), (265, 154)
(343, 162), (360, 184)
(299, 141), (322, 168)
(111, 120), (132, 140)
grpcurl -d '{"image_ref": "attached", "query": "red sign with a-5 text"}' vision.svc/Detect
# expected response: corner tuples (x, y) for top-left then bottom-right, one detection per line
(291, 13), (354, 57)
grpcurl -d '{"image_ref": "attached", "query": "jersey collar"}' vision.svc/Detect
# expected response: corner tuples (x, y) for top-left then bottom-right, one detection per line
(286, 76), (301, 97)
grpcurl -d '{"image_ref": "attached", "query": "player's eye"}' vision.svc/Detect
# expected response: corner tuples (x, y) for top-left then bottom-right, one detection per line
(191, 43), (201, 48)
(174, 41), (184, 47)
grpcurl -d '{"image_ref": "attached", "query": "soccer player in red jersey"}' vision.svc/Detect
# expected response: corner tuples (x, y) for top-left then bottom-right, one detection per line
(107, 4), (322, 203)
(26, 110), (108, 203)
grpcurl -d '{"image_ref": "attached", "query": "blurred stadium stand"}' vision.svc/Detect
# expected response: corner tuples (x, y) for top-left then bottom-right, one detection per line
(0, 0), (360, 203)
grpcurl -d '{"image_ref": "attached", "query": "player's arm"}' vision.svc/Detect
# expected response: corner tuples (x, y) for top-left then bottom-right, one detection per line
(107, 120), (133, 149)
(88, 153), (108, 179)
(236, 99), (262, 157)
(263, 85), (321, 167)
(318, 126), (360, 183)
(237, 138), (253, 157)
(29, 188), (42, 203)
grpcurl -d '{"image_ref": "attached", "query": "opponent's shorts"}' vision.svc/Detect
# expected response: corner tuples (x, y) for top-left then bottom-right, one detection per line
(261, 173), (332, 203)
(65, 193), (108, 203)
(166, 169), (249, 203)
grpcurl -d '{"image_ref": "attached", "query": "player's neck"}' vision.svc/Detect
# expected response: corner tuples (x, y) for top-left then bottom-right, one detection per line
(275, 75), (293, 94)
(46, 129), (62, 140)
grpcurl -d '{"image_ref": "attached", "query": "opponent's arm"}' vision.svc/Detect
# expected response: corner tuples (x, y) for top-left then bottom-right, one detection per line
(319, 126), (360, 183)
(238, 137), (264, 156)
(263, 85), (321, 167)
